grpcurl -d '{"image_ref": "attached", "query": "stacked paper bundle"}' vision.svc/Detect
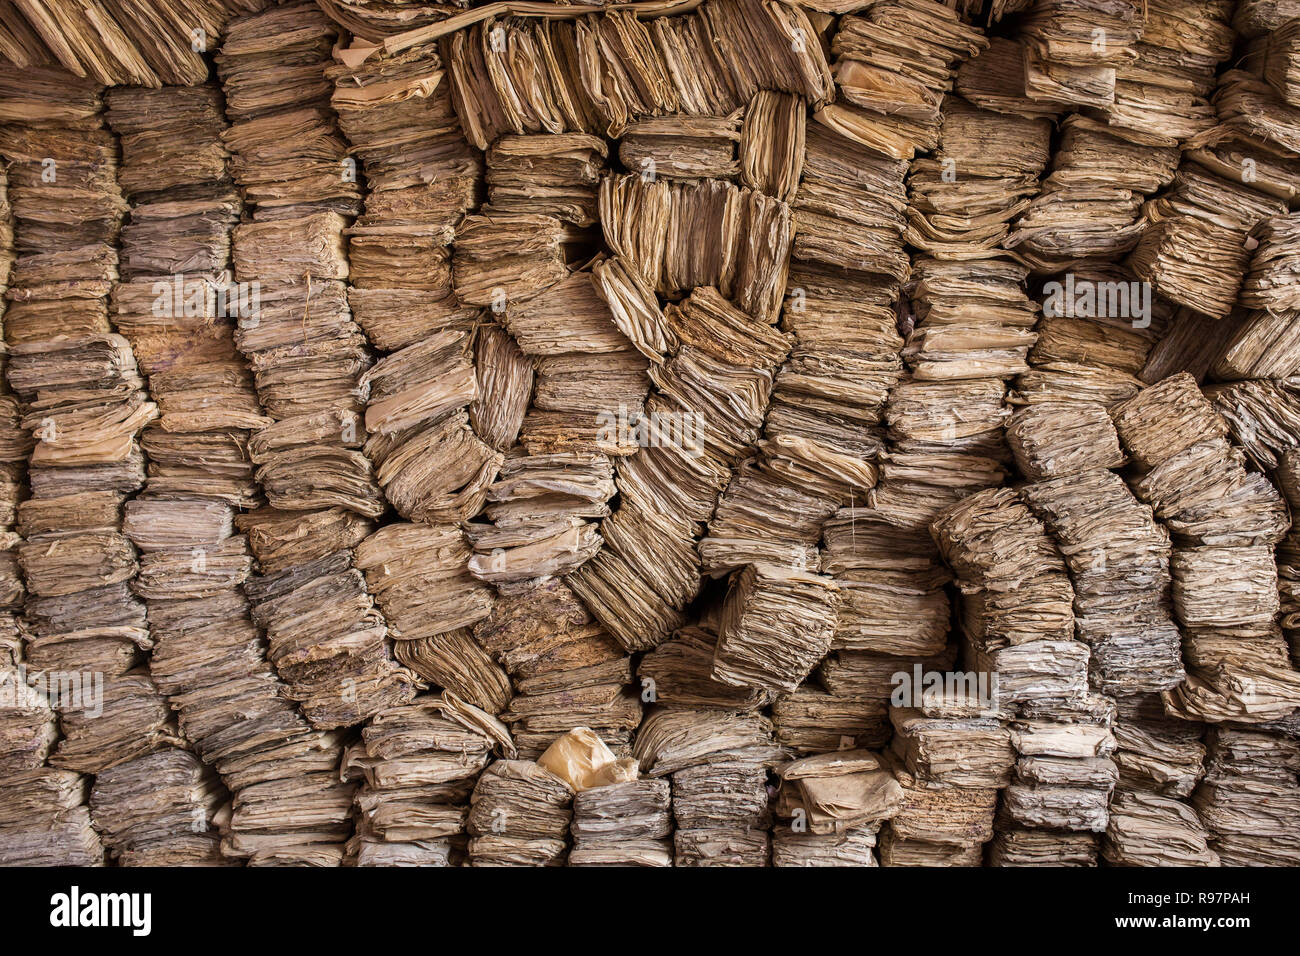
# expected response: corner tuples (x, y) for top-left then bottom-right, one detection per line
(1011, 404), (1185, 695)
(466, 759), (573, 866)
(1093, 692), (1212, 865)
(817, 0), (987, 159)
(634, 707), (783, 866)
(473, 582), (639, 759)
(1127, 19), (1295, 324)
(1193, 727), (1300, 865)
(219, 5), (417, 735)
(355, 523), (504, 713)
(343, 697), (506, 866)
(440, 1), (829, 150)
(1016, 0), (1143, 110)
(1007, 116), (1180, 273)
(926, 486), (1095, 858)
(0, 0), (258, 86)
(570, 778), (674, 867)
(0, 768), (103, 865)
(621, 111), (742, 182)
(905, 97), (1050, 258)
(771, 749), (902, 866)
(326, 41), (480, 347)
(572, 281), (791, 652)
(0, 68), (205, 863)
(1096, 0), (1234, 144)
(1111, 373), (1300, 723)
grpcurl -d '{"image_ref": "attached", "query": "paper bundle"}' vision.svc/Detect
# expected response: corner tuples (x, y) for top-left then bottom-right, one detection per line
(467, 759), (573, 866)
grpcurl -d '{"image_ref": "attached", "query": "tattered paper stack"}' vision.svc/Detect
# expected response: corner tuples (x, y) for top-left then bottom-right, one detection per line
(817, 0), (988, 160)
(813, 506), (951, 754)
(221, 1), (379, 496)
(465, 452), (612, 585)
(621, 112), (742, 183)
(639, 624), (771, 714)
(1111, 373), (1300, 723)
(771, 749), (902, 866)
(343, 697), (506, 866)
(473, 580), (640, 758)
(1012, 262), (1169, 407)
(711, 562), (840, 695)
(0, 69), (196, 862)
(573, 281), (790, 651)
(1012, 403), (1186, 694)
(634, 707), (783, 866)
(1007, 116), (1180, 273)
(1103, 788), (1221, 866)
(1193, 727), (1300, 865)
(359, 329), (503, 524)
(355, 521), (504, 712)
(1016, 0), (1143, 110)
(466, 758), (573, 866)
(1111, 694), (1207, 799)
(906, 97), (1050, 258)
(570, 778), (673, 867)
(879, 751), (998, 866)
(0, 768), (103, 865)
(997, 695), (1119, 864)
(1097, 0), (1233, 144)
(89, 749), (226, 865)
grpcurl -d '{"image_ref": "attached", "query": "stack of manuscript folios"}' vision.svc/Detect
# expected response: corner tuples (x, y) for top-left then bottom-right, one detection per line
(634, 707), (783, 866)
(316, 0), (451, 41)
(1193, 727), (1300, 865)
(905, 98), (1050, 259)
(1016, 0), (1143, 110)
(0, 67), (201, 864)
(1093, 690), (1212, 866)
(328, 43), (517, 537)
(771, 749), (903, 866)
(800, 507), (945, 760)
(889, 96), (1047, 540)
(326, 41), (481, 352)
(471, 268), (648, 588)
(466, 759), (573, 866)
(1007, 116), (1180, 273)
(1011, 403), (1186, 698)
(1260, 19), (1300, 107)
(1095, 0), (1233, 144)
(1126, 2), (1289, 325)
(0, 0), (255, 86)
(1216, 213), (1300, 386)
(1111, 373), (1300, 724)
(570, 276), (789, 652)
(620, 111), (742, 182)
(570, 779), (673, 867)
(343, 697), (508, 866)
(355, 523), (507, 716)
(219, 4), (417, 736)
(956, 38), (1066, 120)
(927, 487), (1096, 862)
(817, 0), (987, 160)
(440, 2), (829, 148)
(699, 113), (893, 585)
(0, 155), (58, 863)
(473, 582), (639, 759)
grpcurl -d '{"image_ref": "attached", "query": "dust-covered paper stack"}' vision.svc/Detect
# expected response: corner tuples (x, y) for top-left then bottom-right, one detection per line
(772, 749), (902, 866)
(466, 758), (573, 866)
(1111, 373), (1300, 723)
(1193, 727), (1300, 865)
(344, 697), (505, 866)
(635, 707), (783, 866)
(473, 580), (640, 758)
